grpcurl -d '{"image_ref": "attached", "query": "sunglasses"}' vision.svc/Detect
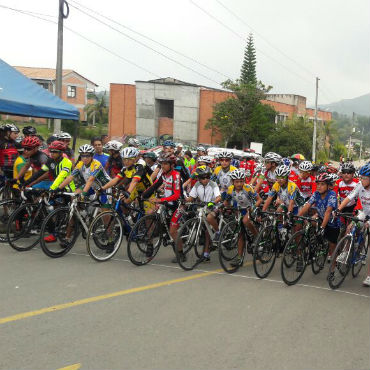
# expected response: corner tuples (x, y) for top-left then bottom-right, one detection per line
(23, 147), (33, 151)
(50, 150), (61, 154)
(341, 170), (353, 174)
(80, 154), (92, 158)
(276, 176), (288, 179)
(220, 158), (231, 162)
(199, 175), (210, 180)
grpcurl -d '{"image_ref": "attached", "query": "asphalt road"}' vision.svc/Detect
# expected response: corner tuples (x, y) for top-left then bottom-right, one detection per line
(0, 237), (369, 370)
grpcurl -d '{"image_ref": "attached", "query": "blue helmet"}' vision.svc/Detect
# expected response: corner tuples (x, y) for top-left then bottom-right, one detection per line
(359, 164), (370, 177)
(163, 140), (175, 148)
(282, 157), (291, 167)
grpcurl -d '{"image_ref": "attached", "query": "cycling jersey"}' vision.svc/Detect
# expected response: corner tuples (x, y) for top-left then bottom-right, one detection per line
(65, 147), (75, 161)
(259, 169), (277, 188)
(213, 165), (237, 192)
(189, 180), (220, 202)
(268, 181), (304, 207)
(337, 179), (358, 207)
(225, 184), (256, 209)
(116, 163), (152, 194)
(29, 151), (49, 172)
(347, 184), (370, 216)
(0, 138), (19, 175)
(106, 155), (123, 177)
(308, 190), (340, 228)
(72, 159), (111, 188)
(93, 153), (109, 168)
(296, 175), (316, 199)
(13, 155), (32, 188)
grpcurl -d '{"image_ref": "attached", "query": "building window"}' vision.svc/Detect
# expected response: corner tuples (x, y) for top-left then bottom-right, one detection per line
(37, 82), (49, 90)
(156, 99), (174, 118)
(67, 85), (76, 98)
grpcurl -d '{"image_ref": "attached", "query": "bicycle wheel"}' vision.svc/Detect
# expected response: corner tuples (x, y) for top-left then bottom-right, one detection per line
(327, 235), (351, 289)
(311, 238), (329, 275)
(281, 230), (308, 286)
(218, 220), (243, 273)
(127, 214), (162, 266)
(7, 203), (43, 251)
(253, 225), (277, 279)
(0, 199), (21, 242)
(40, 207), (80, 258)
(87, 210), (124, 262)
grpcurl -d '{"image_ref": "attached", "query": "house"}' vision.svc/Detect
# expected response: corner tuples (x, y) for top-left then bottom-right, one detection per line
(6, 66), (98, 122)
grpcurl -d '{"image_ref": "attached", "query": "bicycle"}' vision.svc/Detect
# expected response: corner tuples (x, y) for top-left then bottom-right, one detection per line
(86, 190), (145, 262)
(280, 215), (329, 286)
(327, 213), (369, 289)
(39, 192), (101, 258)
(175, 203), (232, 271)
(252, 210), (292, 279)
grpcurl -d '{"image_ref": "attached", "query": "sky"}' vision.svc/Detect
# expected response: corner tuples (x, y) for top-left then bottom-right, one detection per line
(1, 0), (369, 105)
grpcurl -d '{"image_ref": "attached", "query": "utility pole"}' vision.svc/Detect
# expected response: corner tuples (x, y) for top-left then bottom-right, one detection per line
(348, 112), (355, 160)
(54, 0), (69, 134)
(359, 127), (364, 162)
(312, 77), (319, 163)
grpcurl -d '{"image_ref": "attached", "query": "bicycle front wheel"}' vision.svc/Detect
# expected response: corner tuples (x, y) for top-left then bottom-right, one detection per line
(40, 207), (79, 258)
(327, 235), (351, 289)
(87, 210), (124, 262)
(127, 214), (162, 266)
(7, 203), (42, 251)
(311, 238), (329, 275)
(253, 225), (277, 279)
(281, 230), (307, 286)
(0, 199), (20, 242)
(352, 233), (369, 277)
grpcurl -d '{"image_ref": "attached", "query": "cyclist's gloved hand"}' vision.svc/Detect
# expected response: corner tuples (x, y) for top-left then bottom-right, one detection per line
(121, 191), (130, 199)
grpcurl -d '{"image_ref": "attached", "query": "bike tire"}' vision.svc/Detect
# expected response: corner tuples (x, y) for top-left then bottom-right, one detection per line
(87, 210), (124, 262)
(327, 235), (351, 289)
(281, 230), (307, 286)
(6, 203), (42, 251)
(127, 214), (162, 266)
(40, 207), (79, 258)
(0, 199), (21, 242)
(253, 224), (277, 279)
(175, 217), (204, 271)
(311, 239), (329, 275)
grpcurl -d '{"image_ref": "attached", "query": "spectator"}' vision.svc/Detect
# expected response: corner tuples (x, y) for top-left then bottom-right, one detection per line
(91, 136), (109, 167)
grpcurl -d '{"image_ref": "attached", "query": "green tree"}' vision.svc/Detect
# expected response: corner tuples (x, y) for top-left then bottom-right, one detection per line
(240, 33), (257, 85)
(84, 92), (108, 125)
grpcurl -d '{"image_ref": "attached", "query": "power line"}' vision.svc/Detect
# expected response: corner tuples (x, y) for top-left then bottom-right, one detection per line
(68, 0), (232, 81)
(0, 5), (162, 79)
(0, 4), (55, 18)
(67, 1), (223, 86)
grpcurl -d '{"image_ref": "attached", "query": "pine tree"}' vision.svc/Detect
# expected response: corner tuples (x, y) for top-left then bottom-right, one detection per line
(240, 33), (257, 85)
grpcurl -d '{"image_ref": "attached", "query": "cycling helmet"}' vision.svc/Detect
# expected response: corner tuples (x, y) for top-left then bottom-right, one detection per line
(48, 140), (67, 152)
(354, 170), (359, 178)
(341, 162), (355, 173)
(22, 126), (37, 135)
(326, 164), (338, 174)
(2, 123), (18, 132)
(197, 155), (212, 164)
(328, 173), (340, 182)
(196, 146), (206, 152)
(218, 151), (233, 159)
(104, 140), (123, 151)
(128, 138), (140, 147)
(229, 168), (247, 180)
(317, 165), (327, 174)
(194, 165), (212, 177)
(121, 147), (139, 159)
(22, 136), (41, 148)
(275, 165), (290, 177)
(282, 157), (291, 167)
(78, 144), (95, 154)
(316, 172), (332, 184)
(299, 161), (314, 172)
(158, 152), (177, 164)
(142, 151), (157, 160)
(58, 132), (72, 140)
(264, 152), (282, 163)
(254, 163), (266, 174)
(162, 140), (175, 148)
(359, 163), (370, 177)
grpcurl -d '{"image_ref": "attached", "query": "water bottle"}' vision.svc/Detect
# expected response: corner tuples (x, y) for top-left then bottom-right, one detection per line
(126, 215), (134, 227)
(278, 224), (287, 241)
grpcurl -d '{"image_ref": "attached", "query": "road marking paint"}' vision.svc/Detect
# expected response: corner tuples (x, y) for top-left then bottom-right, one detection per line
(0, 268), (222, 325)
(57, 363), (81, 370)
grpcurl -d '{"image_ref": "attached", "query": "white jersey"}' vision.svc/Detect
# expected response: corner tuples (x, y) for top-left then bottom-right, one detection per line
(348, 183), (370, 216)
(189, 180), (221, 203)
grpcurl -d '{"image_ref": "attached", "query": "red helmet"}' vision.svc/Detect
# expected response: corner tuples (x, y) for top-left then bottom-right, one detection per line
(22, 136), (41, 148)
(48, 140), (67, 152)
(326, 164), (338, 174)
(316, 172), (332, 184)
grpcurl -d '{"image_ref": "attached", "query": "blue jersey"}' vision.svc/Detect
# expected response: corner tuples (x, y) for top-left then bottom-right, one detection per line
(308, 190), (340, 228)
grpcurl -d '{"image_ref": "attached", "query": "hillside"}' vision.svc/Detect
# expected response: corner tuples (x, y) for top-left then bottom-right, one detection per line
(318, 93), (370, 116)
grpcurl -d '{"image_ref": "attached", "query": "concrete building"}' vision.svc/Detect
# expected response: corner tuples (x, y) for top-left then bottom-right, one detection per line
(109, 79), (332, 146)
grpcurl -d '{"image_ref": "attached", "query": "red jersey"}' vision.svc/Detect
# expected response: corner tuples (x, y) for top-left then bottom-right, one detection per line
(336, 179), (359, 207)
(296, 175), (316, 199)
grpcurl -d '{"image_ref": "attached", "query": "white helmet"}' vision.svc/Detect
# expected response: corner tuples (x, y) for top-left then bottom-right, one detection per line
(218, 151), (233, 159)
(229, 168), (247, 180)
(196, 146), (206, 152)
(254, 163), (266, 174)
(121, 147), (139, 159)
(58, 132), (72, 140)
(275, 165), (290, 177)
(197, 155), (212, 164)
(105, 140), (123, 151)
(264, 152), (282, 163)
(299, 161), (313, 172)
(78, 144), (95, 154)
(128, 138), (140, 147)
(328, 173), (340, 182)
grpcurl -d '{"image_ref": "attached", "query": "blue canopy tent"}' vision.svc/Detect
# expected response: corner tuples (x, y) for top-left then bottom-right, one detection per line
(0, 59), (79, 120)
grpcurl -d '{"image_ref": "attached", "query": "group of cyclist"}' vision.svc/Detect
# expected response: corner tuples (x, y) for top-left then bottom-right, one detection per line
(1, 122), (369, 287)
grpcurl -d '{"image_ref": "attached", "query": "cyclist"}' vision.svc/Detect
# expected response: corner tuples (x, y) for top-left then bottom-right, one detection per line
(13, 144), (32, 190)
(0, 124), (21, 180)
(142, 151), (158, 174)
(22, 126), (37, 137)
(254, 152), (282, 193)
(183, 150), (196, 173)
(127, 137), (140, 148)
(104, 140), (123, 178)
(224, 169), (258, 266)
(337, 162), (358, 215)
(91, 136), (109, 168)
(337, 163), (370, 285)
(161, 140), (189, 182)
(212, 151), (236, 193)
(183, 155), (213, 192)
(296, 161), (316, 202)
(196, 146), (207, 159)
(57, 132), (74, 163)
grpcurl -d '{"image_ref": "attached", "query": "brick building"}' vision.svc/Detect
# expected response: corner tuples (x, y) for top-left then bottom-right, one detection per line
(5, 66), (98, 122)
(109, 78), (332, 146)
